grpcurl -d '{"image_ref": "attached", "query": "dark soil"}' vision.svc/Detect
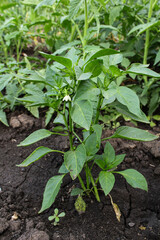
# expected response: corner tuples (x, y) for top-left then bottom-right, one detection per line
(0, 112), (160, 240)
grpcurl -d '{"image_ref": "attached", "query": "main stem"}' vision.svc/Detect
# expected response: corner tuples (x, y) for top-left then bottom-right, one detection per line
(95, 94), (102, 124)
(88, 167), (100, 202)
(83, 0), (88, 47)
(143, 0), (155, 85)
(68, 101), (74, 151)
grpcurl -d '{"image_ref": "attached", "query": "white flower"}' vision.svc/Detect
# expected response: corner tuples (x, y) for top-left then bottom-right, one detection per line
(63, 95), (71, 102)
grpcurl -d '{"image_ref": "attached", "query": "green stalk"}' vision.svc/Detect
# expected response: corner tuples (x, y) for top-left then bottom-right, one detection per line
(85, 163), (90, 189)
(69, 25), (76, 42)
(88, 168), (100, 202)
(83, 0), (88, 47)
(0, 35), (8, 63)
(68, 101), (74, 151)
(143, 0), (156, 84)
(95, 94), (102, 124)
(78, 174), (87, 192)
(16, 37), (21, 62)
(73, 130), (83, 143)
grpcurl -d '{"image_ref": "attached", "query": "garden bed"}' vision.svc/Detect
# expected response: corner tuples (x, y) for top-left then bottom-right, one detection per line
(0, 111), (160, 240)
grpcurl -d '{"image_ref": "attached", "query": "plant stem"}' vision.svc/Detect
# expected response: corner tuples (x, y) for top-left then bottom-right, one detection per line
(68, 101), (74, 151)
(85, 163), (90, 189)
(143, 0), (155, 85)
(70, 25), (76, 42)
(95, 94), (102, 124)
(73, 130), (83, 143)
(88, 168), (100, 202)
(83, 0), (88, 47)
(0, 35), (8, 63)
(78, 174), (87, 192)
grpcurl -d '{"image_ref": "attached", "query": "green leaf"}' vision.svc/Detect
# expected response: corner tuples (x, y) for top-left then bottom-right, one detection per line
(18, 129), (52, 146)
(74, 80), (100, 102)
(103, 142), (115, 166)
(84, 59), (103, 77)
(125, 65), (160, 78)
(109, 5), (123, 25)
(58, 212), (65, 217)
(48, 216), (55, 221)
(110, 126), (158, 141)
(53, 40), (81, 55)
(71, 188), (84, 196)
(39, 52), (72, 69)
(94, 155), (105, 170)
(58, 163), (69, 174)
(154, 49), (160, 65)
(18, 71), (49, 86)
(102, 89), (117, 105)
(17, 147), (55, 167)
(112, 101), (149, 123)
(45, 107), (54, 126)
(107, 154), (125, 170)
(87, 49), (119, 62)
(148, 91), (159, 116)
(0, 2), (17, 10)
(128, 20), (160, 36)
(35, 0), (56, 10)
(85, 133), (100, 156)
(92, 124), (102, 146)
(116, 169), (148, 191)
(116, 86), (142, 118)
(99, 171), (115, 196)
(64, 144), (86, 180)
(0, 110), (9, 126)
(75, 67), (92, 80)
(39, 175), (65, 213)
(109, 54), (123, 65)
(0, 74), (12, 91)
(69, 0), (84, 19)
(71, 100), (93, 130)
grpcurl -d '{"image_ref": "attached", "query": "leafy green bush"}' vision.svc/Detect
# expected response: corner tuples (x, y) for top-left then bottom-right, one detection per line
(17, 46), (158, 216)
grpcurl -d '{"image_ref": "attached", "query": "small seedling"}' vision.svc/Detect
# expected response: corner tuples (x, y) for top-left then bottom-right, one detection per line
(48, 208), (65, 226)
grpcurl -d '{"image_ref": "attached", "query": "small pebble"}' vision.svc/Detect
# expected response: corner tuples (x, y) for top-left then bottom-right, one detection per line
(128, 222), (135, 227)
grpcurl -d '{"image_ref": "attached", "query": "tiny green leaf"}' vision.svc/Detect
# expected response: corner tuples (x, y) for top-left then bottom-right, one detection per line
(116, 169), (148, 191)
(48, 216), (55, 221)
(58, 212), (65, 217)
(99, 171), (115, 196)
(71, 188), (84, 196)
(18, 129), (52, 146)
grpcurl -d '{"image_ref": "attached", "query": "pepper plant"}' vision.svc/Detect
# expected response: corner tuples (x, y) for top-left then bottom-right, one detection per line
(17, 46), (158, 214)
(16, 0), (159, 217)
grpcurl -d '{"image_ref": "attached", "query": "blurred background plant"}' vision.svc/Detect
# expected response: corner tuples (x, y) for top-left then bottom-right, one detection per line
(0, 0), (160, 126)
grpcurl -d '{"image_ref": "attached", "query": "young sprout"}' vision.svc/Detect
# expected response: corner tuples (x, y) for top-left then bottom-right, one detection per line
(48, 208), (65, 226)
